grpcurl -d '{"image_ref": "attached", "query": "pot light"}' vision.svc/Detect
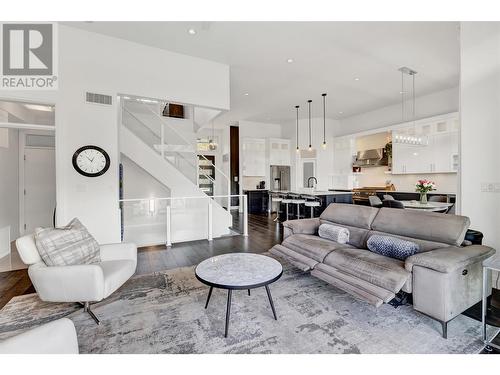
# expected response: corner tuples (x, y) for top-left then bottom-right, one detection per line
(244, 93), (249, 96)
(354, 77), (360, 81)
(338, 111), (343, 115)
(188, 28), (197, 35)
(286, 58), (294, 63)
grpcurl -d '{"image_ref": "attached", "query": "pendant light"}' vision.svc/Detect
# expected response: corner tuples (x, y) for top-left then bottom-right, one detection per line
(208, 120), (217, 150)
(321, 93), (327, 149)
(307, 100), (312, 151)
(295, 105), (300, 153)
(396, 67), (421, 146)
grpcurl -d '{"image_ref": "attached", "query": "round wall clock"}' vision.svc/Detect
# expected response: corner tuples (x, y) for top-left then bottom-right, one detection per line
(72, 145), (110, 177)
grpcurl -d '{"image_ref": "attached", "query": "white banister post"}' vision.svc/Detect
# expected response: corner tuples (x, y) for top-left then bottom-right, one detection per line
(160, 125), (165, 159)
(243, 194), (248, 237)
(208, 198), (213, 241)
(166, 204), (172, 247)
(227, 181), (231, 211)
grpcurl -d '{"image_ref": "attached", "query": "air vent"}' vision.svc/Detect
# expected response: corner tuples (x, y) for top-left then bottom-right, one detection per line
(85, 92), (112, 106)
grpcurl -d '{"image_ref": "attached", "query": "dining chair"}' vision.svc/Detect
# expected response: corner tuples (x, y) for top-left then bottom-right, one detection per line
(382, 199), (405, 209)
(383, 194), (395, 201)
(368, 195), (383, 208)
(428, 195), (447, 203)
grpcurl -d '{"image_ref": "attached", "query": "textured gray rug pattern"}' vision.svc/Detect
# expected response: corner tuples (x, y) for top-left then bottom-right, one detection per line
(0, 255), (484, 354)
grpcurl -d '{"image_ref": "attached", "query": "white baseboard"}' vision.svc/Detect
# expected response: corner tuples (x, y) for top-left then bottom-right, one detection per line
(0, 226), (11, 258)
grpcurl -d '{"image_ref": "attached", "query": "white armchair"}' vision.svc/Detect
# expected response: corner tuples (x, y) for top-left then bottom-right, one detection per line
(0, 318), (78, 354)
(16, 235), (137, 324)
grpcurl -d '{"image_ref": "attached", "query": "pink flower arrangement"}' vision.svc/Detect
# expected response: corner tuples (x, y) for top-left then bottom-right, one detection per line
(415, 179), (436, 194)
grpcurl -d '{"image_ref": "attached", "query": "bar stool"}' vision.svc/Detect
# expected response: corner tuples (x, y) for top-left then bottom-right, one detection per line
(291, 197), (306, 219)
(271, 195), (284, 222)
(305, 199), (321, 218)
(281, 196), (293, 221)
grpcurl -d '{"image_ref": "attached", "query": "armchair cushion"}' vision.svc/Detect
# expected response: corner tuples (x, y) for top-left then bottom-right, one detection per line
(0, 318), (78, 354)
(405, 244), (496, 273)
(35, 218), (100, 266)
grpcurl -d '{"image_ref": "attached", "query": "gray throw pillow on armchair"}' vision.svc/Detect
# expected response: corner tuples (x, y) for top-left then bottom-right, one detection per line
(34, 218), (101, 266)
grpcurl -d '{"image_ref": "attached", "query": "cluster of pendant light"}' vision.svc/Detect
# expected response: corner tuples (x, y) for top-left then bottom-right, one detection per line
(295, 93), (328, 153)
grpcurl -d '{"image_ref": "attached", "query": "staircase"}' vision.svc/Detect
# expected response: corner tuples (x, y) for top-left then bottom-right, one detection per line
(119, 98), (232, 245)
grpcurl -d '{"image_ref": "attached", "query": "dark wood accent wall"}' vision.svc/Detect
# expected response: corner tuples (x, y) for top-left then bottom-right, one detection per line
(230, 126), (240, 206)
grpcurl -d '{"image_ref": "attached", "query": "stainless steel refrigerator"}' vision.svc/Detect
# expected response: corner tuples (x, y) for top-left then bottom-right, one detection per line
(270, 165), (291, 191)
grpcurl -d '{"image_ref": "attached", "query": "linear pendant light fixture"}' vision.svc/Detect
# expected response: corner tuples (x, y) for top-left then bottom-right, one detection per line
(295, 105), (300, 153)
(396, 66), (423, 146)
(321, 93), (327, 149)
(307, 100), (312, 151)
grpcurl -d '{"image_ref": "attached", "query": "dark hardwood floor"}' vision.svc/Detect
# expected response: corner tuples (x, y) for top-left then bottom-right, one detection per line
(0, 269), (35, 310)
(136, 212), (282, 275)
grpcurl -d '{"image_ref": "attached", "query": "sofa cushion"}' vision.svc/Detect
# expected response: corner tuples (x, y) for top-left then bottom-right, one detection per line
(319, 221), (371, 249)
(320, 203), (379, 230)
(318, 224), (349, 244)
(367, 235), (419, 261)
(371, 207), (470, 247)
(34, 218), (100, 267)
(282, 234), (353, 262)
(323, 248), (410, 293)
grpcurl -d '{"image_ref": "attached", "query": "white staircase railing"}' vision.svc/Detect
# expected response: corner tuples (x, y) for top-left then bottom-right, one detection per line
(122, 100), (232, 210)
(120, 195), (248, 247)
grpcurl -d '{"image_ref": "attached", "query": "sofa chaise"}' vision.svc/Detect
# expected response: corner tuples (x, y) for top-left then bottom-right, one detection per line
(269, 203), (495, 338)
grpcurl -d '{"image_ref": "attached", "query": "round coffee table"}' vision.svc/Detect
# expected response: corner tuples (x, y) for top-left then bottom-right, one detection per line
(195, 253), (283, 337)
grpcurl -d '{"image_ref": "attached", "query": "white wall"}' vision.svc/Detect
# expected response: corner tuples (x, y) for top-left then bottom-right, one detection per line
(460, 22), (500, 259)
(282, 117), (338, 191)
(0, 24), (230, 244)
(0, 128), (19, 257)
(336, 87), (459, 136)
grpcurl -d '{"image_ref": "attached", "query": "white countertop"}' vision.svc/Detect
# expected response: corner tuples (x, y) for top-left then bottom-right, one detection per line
(270, 190), (353, 196)
(375, 190), (457, 195)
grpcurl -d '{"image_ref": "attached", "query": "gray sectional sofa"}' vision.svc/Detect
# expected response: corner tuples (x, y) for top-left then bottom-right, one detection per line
(269, 203), (495, 338)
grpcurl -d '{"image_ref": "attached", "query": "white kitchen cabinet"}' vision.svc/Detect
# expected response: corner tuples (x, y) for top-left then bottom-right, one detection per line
(269, 138), (291, 166)
(242, 138), (266, 176)
(391, 113), (459, 175)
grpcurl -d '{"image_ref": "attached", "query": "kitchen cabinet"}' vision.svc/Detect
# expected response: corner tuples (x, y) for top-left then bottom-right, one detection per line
(244, 190), (269, 214)
(269, 138), (291, 166)
(392, 114), (459, 175)
(242, 138), (266, 176)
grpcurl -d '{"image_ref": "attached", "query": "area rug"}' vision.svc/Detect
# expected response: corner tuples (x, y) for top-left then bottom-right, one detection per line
(0, 254), (485, 354)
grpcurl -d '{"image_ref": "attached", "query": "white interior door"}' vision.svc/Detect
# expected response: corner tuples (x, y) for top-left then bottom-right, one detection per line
(23, 146), (56, 234)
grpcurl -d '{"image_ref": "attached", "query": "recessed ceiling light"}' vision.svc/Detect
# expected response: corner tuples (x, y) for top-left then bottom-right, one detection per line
(399, 91), (405, 94)
(244, 93), (249, 96)
(354, 78), (360, 81)
(286, 58), (294, 63)
(338, 111), (344, 114)
(187, 28), (197, 35)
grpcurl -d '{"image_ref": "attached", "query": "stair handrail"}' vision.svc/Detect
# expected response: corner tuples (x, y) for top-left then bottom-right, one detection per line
(137, 102), (231, 182)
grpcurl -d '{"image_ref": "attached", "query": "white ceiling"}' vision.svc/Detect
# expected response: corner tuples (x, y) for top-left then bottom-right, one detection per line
(66, 22), (460, 126)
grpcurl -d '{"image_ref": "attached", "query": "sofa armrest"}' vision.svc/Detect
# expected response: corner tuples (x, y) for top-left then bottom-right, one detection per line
(29, 262), (105, 302)
(0, 318), (78, 354)
(282, 218), (320, 239)
(405, 245), (496, 273)
(100, 242), (137, 263)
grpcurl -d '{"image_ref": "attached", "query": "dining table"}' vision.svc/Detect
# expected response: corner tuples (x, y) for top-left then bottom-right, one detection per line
(401, 200), (454, 212)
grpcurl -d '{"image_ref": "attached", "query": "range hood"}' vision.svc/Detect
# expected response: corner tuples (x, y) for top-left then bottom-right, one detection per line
(353, 148), (388, 168)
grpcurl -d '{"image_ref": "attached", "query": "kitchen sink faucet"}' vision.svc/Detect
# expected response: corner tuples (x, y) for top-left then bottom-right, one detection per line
(307, 177), (318, 189)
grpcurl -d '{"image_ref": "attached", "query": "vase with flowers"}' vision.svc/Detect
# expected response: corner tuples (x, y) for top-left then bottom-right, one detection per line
(415, 179), (436, 204)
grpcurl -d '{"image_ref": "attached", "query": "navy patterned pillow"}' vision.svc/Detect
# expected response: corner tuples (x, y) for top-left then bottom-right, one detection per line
(367, 235), (419, 260)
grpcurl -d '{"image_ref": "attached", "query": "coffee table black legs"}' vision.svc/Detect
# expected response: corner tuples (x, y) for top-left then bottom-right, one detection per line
(225, 289), (232, 338)
(205, 286), (213, 309)
(206, 286), (277, 337)
(265, 285), (278, 320)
